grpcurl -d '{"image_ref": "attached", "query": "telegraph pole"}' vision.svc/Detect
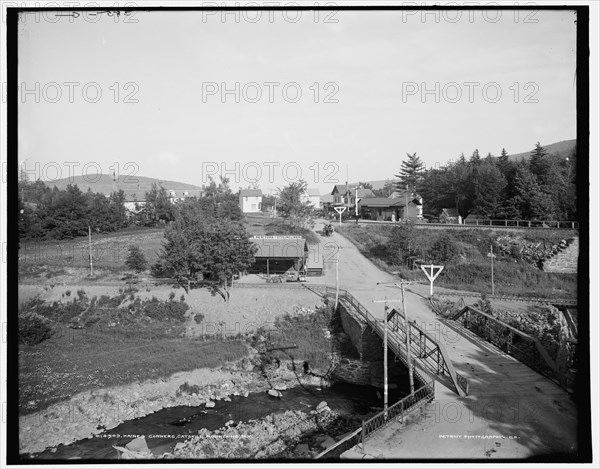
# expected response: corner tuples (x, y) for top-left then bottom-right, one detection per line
(88, 226), (94, 277)
(383, 300), (388, 418)
(377, 281), (416, 395)
(400, 282), (415, 394)
(490, 245), (495, 296)
(334, 248), (340, 310)
(373, 298), (395, 419)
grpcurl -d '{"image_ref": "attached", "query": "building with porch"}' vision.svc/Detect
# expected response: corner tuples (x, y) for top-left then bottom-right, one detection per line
(358, 196), (423, 221)
(248, 236), (309, 276)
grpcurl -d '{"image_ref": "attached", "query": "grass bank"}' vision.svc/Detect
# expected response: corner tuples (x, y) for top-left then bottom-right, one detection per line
(337, 224), (577, 299)
(18, 289), (248, 414)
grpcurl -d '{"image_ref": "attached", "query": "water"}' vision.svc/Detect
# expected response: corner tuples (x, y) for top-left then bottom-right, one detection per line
(30, 381), (409, 460)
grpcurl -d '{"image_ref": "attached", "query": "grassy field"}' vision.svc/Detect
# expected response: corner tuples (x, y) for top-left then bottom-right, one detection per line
(19, 218), (320, 278)
(337, 224), (578, 299)
(19, 326), (248, 415)
(19, 227), (165, 273)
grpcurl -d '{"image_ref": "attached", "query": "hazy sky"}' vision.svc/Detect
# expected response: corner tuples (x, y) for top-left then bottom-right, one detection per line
(17, 8), (577, 194)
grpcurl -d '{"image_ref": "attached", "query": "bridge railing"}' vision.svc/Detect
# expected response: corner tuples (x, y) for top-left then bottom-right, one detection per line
(361, 370), (435, 444)
(449, 306), (576, 392)
(316, 370), (435, 458)
(388, 308), (470, 397)
(323, 287), (469, 397)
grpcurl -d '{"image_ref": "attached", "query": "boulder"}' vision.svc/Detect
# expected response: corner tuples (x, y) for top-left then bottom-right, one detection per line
(268, 389), (283, 398)
(274, 384), (287, 391)
(316, 401), (329, 412)
(318, 435), (336, 449)
(125, 436), (149, 453)
(205, 401), (216, 408)
(295, 443), (310, 454)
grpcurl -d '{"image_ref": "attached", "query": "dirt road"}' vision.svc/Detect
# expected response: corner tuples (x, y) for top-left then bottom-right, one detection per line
(311, 220), (578, 460)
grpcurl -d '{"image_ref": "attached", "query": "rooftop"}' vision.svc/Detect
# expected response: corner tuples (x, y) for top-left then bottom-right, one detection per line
(250, 236), (308, 258)
(239, 189), (263, 197)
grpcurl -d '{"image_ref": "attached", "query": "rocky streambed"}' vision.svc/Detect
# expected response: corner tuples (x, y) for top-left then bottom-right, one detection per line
(22, 346), (388, 460)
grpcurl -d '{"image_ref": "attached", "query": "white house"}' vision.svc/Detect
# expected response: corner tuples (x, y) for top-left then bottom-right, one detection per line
(301, 188), (321, 207)
(239, 189), (263, 213)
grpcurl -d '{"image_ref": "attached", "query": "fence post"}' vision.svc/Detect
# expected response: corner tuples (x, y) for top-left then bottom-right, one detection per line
(361, 421), (366, 446)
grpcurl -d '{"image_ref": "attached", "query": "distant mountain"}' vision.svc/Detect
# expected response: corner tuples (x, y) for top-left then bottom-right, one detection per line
(42, 174), (203, 194)
(507, 139), (576, 162)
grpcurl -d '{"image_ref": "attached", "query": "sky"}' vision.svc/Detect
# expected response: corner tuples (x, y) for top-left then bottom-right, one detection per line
(17, 8), (578, 195)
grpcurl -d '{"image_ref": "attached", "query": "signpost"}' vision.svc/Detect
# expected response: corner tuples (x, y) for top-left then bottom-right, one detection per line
(420, 264), (444, 296)
(333, 206), (347, 227)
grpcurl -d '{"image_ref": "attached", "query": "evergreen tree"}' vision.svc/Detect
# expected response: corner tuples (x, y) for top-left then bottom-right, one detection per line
(125, 245), (148, 272)
(529, 142), (548, 179)
(395, 152), (425, 194)
(509, 164), (556, 219)
(470, 149), (481, 165)
(473, 162), (507, 218)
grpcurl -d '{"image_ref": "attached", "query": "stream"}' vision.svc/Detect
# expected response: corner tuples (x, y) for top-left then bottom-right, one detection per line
(29, 380), (410, 460)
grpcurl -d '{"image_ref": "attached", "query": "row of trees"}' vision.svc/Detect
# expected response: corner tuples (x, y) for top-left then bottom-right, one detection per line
(17, 174), (243, 240)
(18, 179), (128, 240)
(395, 143), (577, 220)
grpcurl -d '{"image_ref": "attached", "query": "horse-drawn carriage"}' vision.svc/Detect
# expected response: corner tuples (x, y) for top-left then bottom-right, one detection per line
(323, 223), (334, 237)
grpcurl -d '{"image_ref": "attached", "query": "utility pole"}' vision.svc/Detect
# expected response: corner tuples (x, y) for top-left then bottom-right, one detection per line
(334, 249), (340, 310)
(373, 297), (406, 420)
(400, 282), (415, 394)
(489, 244), (495, 296)
(354, 185), (361, 224)
(377, 281), (416, 395)
(383, 300), (388, 419)
(88, 226), (94, 277)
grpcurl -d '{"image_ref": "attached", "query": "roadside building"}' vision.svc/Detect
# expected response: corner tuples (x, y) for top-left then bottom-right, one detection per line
(331, 184), (375, 207)
(239, 189), (263, 213)
(305, 248), (324, 276)
(122, 191), (148, 214)
(249, 236), (309, 276)
(319, 193), (334, 210)
(359, 196), (422, 221)
(439, 208), (462, 224)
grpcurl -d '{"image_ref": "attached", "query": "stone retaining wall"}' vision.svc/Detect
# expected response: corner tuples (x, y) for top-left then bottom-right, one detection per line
(543, 237), (578, 273)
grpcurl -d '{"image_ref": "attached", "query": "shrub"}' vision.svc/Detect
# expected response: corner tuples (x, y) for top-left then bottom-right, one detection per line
(194, 313), (205, 324)
(143, 297), (189, 322)
(430, 234), (460, 264)
(125, 245), (148, 272)
(19, 312), (55, 345)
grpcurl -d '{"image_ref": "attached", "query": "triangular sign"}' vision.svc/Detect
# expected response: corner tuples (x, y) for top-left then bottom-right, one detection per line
(420, 264), (444, 296)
